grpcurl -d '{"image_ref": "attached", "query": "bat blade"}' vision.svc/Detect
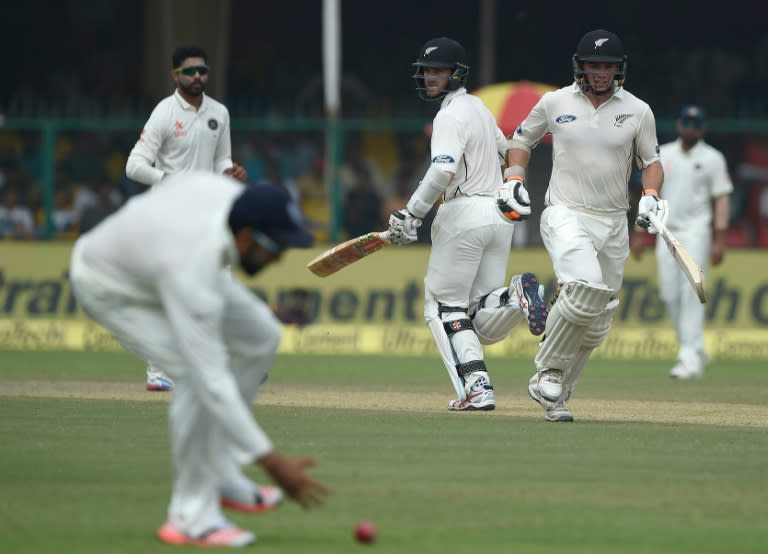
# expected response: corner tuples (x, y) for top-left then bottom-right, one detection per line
(307, 231), (391, 277)
(647, 212), (707, 304)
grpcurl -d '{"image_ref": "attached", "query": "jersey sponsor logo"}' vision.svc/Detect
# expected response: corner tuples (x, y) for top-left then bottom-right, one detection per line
(208, 118), (218, 130)
(614, 113), (634, 127)
(173, 120), (187, 137)
(555, 114), (577, 124)
(432, 154), (455, 164)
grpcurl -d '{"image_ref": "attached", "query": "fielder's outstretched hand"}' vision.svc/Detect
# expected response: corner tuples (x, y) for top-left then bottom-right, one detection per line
(258, 451), (330, 509)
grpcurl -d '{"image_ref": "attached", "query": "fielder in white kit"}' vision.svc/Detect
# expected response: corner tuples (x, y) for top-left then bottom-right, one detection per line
(388, 37), (548, 411)
(507, 29), (666, 422)
(631, 105), (732, 379)
(126, 44), (247, 392)
(70, 173), (328, 546)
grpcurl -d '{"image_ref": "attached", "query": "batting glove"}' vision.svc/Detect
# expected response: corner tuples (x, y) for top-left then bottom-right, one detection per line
(496, 177), (531, 222)
(636, 191), (667, 234)
(387, 209), (421, 245)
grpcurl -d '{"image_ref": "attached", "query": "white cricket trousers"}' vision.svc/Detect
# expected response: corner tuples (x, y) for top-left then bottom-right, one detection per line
(425, 196), (515, 311)
(540, 205), (629, 291)
(655, 224), (710, 371)
(70, 246), (281, 536)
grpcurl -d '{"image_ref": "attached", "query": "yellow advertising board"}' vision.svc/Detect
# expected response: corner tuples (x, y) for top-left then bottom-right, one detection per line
(1, 242), (766, 358)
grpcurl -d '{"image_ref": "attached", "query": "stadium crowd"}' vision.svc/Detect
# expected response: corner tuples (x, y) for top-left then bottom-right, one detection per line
(1, 126), (768, 246)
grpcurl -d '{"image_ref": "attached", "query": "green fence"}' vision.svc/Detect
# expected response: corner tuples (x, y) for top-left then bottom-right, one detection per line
(2, 117), (768, 242)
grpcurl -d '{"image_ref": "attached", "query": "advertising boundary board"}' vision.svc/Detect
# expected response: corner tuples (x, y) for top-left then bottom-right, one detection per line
(1, 243), (766, 358)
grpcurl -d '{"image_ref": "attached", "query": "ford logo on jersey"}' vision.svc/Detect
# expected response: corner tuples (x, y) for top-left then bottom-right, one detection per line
(555, 114), (577, 124)
(432, 155), (455, 164)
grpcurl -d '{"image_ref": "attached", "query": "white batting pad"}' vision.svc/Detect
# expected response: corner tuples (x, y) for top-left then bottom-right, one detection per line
(425, 295), (466, 400)
(562, 298), (620, 397)
(535, 281), (613, 372)
(472, 287), (525, 344)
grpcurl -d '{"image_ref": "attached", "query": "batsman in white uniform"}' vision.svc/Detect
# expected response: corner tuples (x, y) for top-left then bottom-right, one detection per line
(126, 44), (248, 392)
(388, 37), (548, 411)
(507, 29), (666, 422)
(631, 105), (732, 379)
(70, 173), (328, 546)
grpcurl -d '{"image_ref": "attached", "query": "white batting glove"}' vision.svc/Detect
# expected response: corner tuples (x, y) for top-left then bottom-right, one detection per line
(496, 177), (531, 222)
(387, 209), (422, 245)
(636, 192), (667, 235)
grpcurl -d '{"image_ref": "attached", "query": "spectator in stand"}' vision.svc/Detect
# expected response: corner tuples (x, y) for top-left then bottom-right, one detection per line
(295, 156), (331, 242)
(79, 182), (121, 234)
(0, 186), (36, 239)
(343, 169), (383, 238)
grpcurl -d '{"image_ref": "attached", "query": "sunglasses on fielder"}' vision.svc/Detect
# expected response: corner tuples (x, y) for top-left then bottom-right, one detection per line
(175, 65), (209, 76)
(252, 231), (282, 255)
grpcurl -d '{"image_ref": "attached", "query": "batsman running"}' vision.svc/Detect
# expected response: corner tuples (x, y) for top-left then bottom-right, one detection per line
(387, 37), (548, 411)
(507, 29), (666, 422)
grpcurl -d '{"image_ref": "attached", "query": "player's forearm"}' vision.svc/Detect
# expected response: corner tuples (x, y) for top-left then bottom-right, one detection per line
(406, 165), (453, 218)
(640, 161), (664, 195)
(505, 147), (530, 172)
(713, 194), (730, 234)
(126, 154), (164, 185)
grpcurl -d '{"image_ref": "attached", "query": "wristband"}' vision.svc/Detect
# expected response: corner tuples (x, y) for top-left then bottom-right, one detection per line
(503, 165), (526, 181)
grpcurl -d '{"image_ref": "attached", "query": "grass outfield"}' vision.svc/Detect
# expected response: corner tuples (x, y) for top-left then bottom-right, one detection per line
(1, 351), (766, 553)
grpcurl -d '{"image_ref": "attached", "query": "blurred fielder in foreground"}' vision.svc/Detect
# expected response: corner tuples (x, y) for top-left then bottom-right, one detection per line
(70, 173), (328, 546)
(126, 44), (248, 392)
(388, 37), (548, 411)
(631, 105), (732, 379)
(507, 29), (665, 422)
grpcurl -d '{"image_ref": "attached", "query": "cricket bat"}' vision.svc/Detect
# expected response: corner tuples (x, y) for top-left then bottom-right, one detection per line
(307, 231), (392, 277)
(647, 212), (707, 304)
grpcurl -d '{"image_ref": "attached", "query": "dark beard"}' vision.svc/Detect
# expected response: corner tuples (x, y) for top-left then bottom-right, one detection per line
(681, 136), (699, 148)
(239, 251), (267, 276)
(179, 80), (205, 97)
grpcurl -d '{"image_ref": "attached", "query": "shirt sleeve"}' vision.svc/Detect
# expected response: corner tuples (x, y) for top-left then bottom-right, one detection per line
(157, 271), (273, 460)
(634, 107), (661, 170)
(710, 150), (734, 197)
(508, 94), (551, 152)
(126, 104), (169, 185)
(495, 125), (508, 157)
(429, 111), (465, 174)
(213, 108), (234, 175)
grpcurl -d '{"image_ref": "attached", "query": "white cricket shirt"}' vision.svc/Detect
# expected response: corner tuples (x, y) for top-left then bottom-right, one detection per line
(126, 90), (234, 185)
(510, 83), (660, 215)
(659, 138), (733, 230)
(77, 172), (273, 460)
(430, 88), (508, 199)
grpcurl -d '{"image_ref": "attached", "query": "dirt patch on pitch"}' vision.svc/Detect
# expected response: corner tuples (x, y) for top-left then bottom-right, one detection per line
(1, 379), (766, 428)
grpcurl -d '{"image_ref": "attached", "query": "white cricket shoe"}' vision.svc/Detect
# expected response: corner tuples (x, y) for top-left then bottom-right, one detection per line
(221, 484), (284, 513)
(669, 362), (703, 380)
(509, 273), (547, 336)
(448, 372), (496, 411)
(528, 373), (574, 422)
(528, 369), (563, 407)
(146, 365), (174, 391)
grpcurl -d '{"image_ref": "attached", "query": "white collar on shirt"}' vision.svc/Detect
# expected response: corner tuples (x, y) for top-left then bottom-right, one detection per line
(173, 89), (207, 112)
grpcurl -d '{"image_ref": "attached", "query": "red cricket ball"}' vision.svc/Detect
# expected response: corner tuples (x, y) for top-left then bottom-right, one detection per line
(354, 521), (377, 544)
